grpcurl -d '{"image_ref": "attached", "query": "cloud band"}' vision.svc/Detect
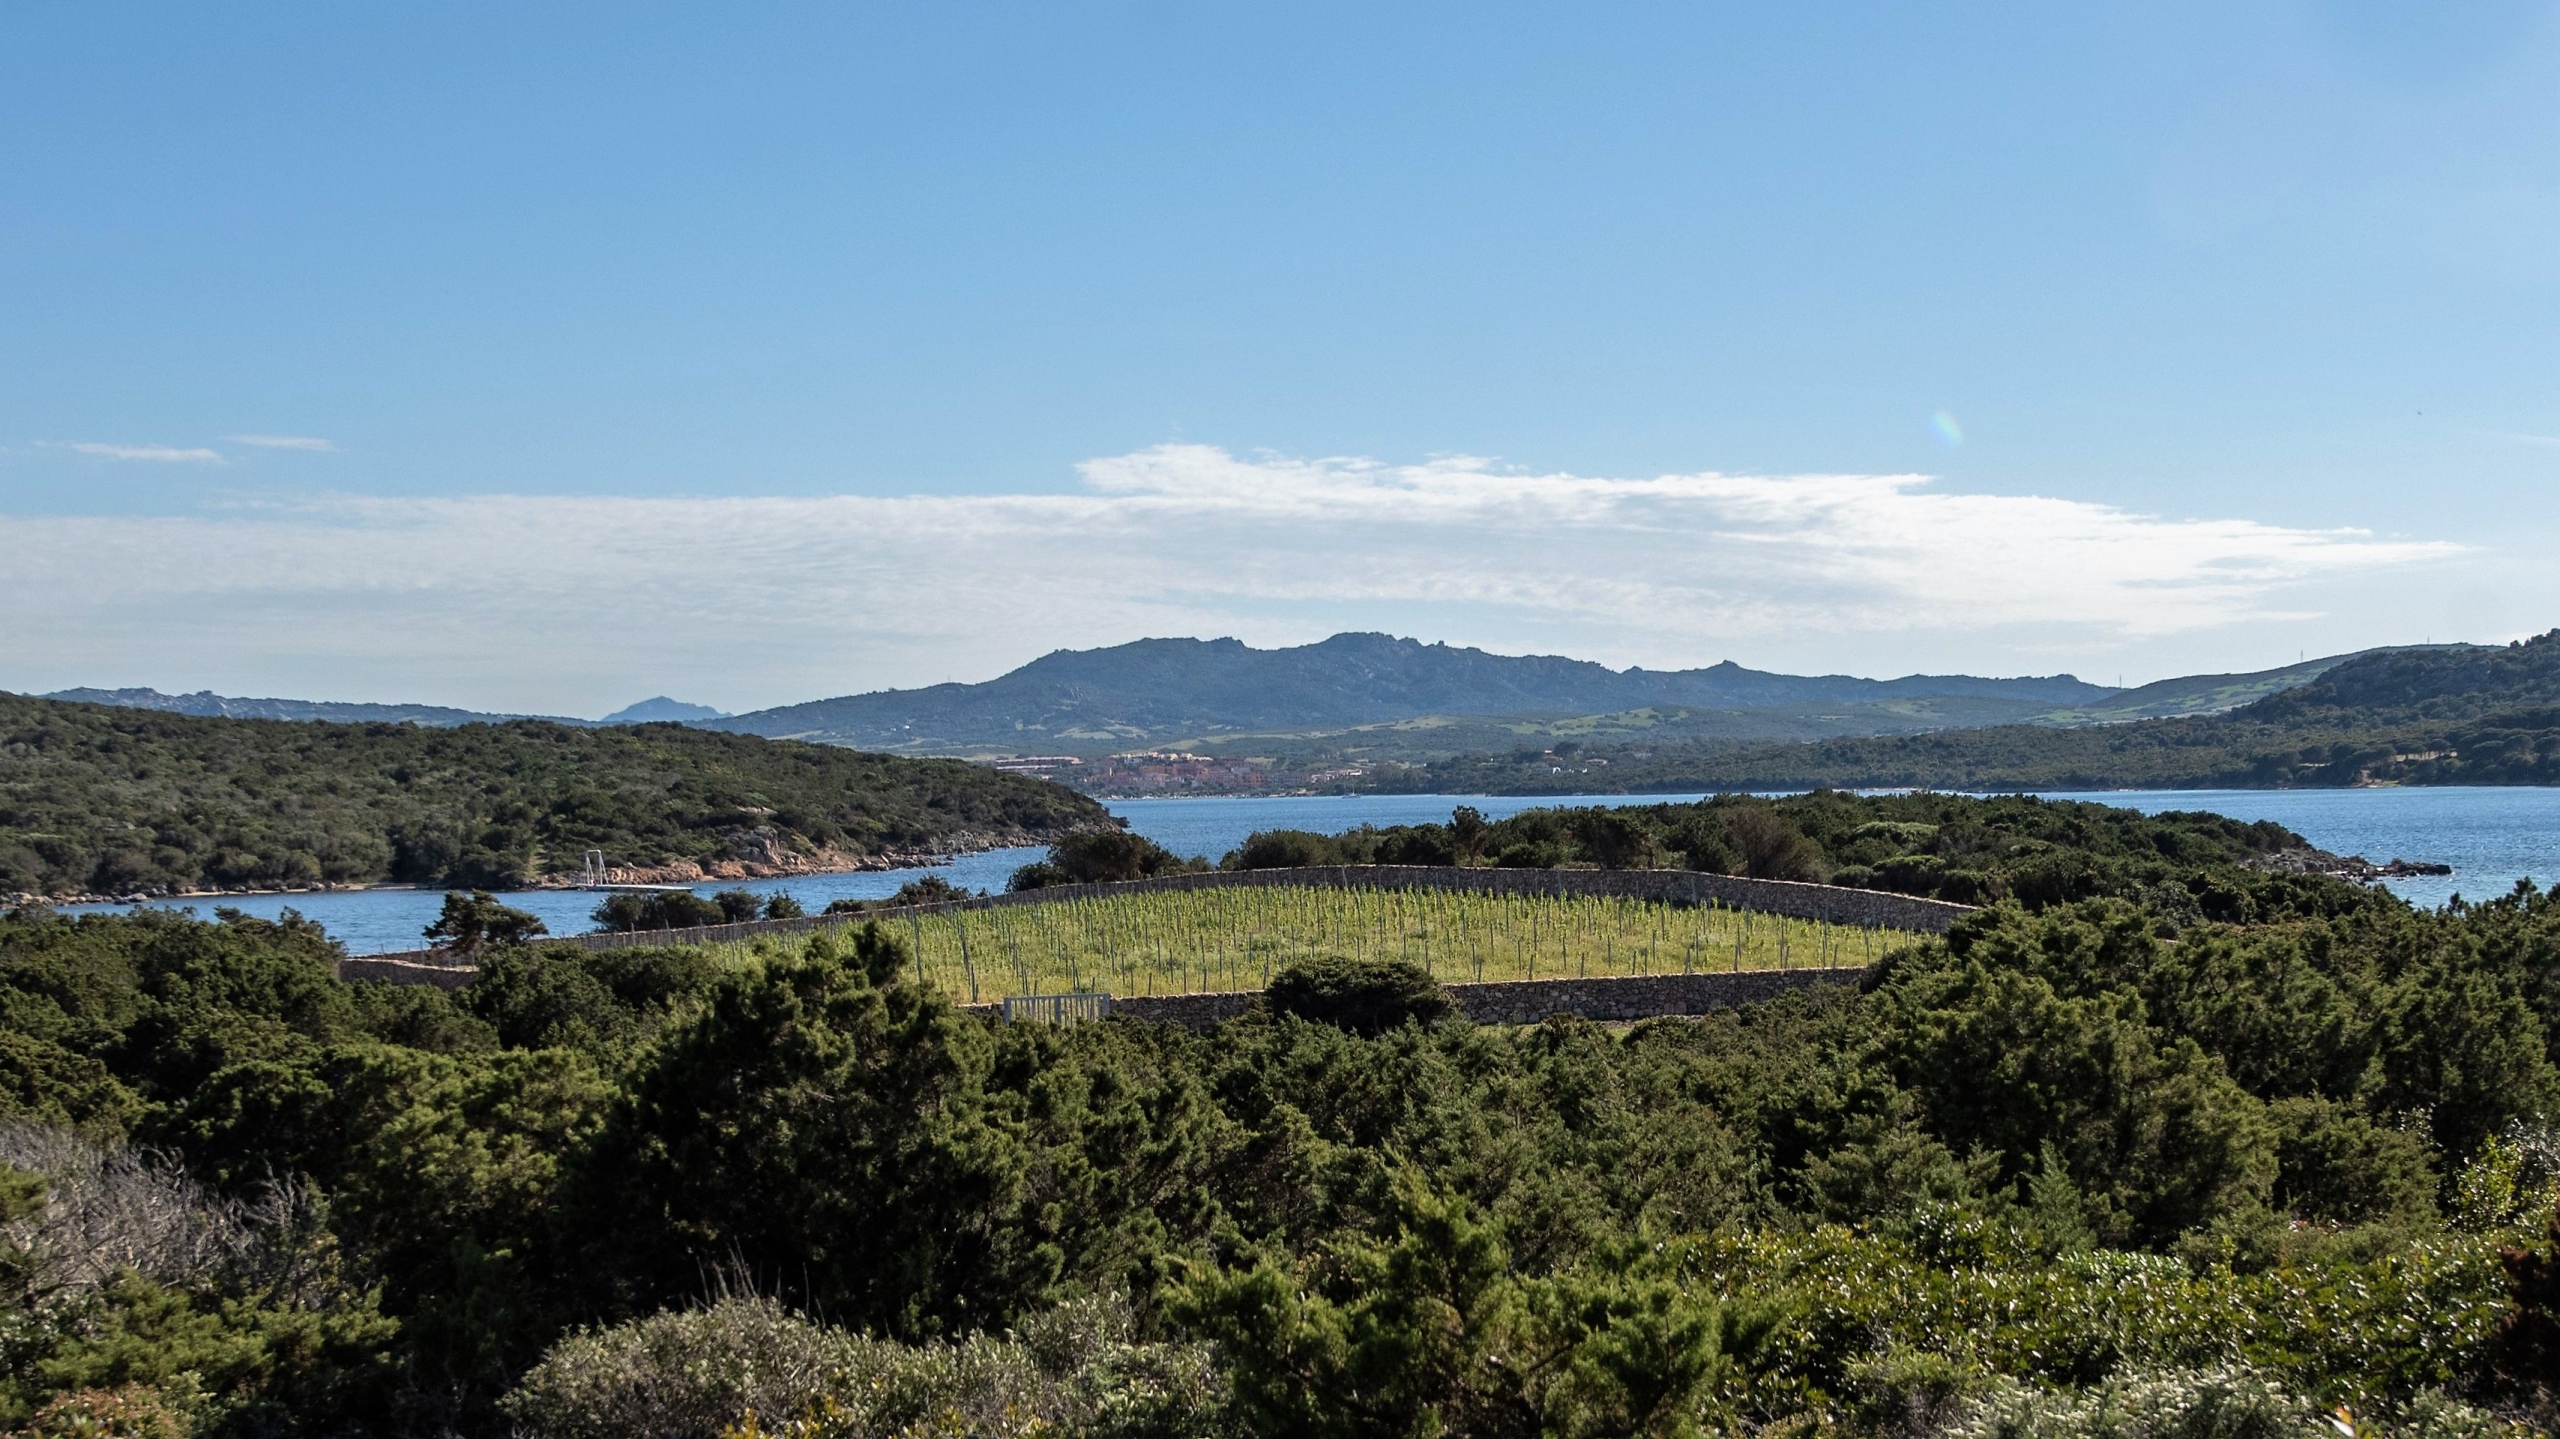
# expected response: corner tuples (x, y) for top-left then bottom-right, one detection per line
(0, 445), (2463, 707)
(57, 442), (226, 464)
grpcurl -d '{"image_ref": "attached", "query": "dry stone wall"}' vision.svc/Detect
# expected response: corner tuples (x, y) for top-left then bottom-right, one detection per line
(1447, 965), (1863, 1025)
(338, 955), (476, 991)
(955, 965), (1866, 1031)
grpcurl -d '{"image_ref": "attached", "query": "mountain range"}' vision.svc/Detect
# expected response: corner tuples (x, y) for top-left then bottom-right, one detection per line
(37, 636), (2380, 774)
(708, 633), (2196, 754)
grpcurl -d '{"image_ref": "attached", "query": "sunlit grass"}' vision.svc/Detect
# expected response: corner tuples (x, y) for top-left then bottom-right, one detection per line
(725, 885), (1915, 1004)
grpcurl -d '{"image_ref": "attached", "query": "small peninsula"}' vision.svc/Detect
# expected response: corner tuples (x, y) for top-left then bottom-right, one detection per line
(0, 694), (1108, 902)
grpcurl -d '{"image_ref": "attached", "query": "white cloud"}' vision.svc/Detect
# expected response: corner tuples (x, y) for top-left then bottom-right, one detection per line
(228, 434), (337, 451)
(0, 445), (2466, 711)
(57, 441), (227, 464)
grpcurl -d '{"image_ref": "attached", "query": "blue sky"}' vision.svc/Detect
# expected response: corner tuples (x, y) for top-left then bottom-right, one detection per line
(4, 2), (2556, 713)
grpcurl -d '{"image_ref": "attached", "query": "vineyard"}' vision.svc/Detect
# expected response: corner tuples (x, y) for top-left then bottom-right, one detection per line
(760, 884), (1921, 1003)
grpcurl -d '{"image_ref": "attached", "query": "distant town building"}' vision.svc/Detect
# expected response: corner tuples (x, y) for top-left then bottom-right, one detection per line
(985, 755), (1086, 776)
(1087, 751), (1271, 791)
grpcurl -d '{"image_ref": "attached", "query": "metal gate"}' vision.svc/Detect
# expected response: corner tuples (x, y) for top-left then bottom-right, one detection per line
(1001, 992), (1114, 1025)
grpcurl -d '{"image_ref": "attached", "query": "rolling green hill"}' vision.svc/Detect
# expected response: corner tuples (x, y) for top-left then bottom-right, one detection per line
(2022, 651), (2369, 725)
(1396, 634), (2555, 794)
(0, 694), (1108, 900)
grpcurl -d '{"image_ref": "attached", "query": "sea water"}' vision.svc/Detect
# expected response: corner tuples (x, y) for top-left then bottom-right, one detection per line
(54, 788), (2557, 954)
(2033, 786), (2560, 910)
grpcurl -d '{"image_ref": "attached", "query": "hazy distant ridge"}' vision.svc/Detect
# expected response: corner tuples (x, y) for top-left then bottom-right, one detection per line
(710, 632), (2122, 750)
(41, 687), (597, 728)
(42, 688), (728, 730)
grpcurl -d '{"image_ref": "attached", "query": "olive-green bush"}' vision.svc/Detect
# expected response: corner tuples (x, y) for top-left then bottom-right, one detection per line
(503, 1294), (1222, 1439)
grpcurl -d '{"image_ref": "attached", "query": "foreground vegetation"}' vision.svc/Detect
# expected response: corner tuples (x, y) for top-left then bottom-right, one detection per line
(0, 694), (1107, 899)
(1397, 632), (2560, 793)
(2, 779), (2555, 1437)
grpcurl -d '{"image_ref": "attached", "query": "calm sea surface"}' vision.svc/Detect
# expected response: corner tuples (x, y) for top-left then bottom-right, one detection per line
(2032, 787), (2560, 910)
(59, 788), (2557, 955)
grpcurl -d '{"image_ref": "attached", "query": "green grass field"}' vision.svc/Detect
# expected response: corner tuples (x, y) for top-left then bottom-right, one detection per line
(764, 884), (1919, 1003)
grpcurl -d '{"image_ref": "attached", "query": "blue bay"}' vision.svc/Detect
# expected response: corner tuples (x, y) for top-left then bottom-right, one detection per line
(58, 788), (2559, 955)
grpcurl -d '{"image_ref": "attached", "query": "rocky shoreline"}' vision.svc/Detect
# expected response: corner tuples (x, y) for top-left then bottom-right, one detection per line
(10, 827), (1057, 909)
(2246, 842), (2452, 882)
(524, 844), (1006, 890)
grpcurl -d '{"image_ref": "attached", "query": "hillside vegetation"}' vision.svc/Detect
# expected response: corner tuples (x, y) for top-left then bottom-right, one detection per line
(1407, 633), (2560, 793)
(1219, 791), (2382, 923)
(0, 695), (1106, 899)
(0, 792), (2553, 1434)
(2025, 651), (2362, 725)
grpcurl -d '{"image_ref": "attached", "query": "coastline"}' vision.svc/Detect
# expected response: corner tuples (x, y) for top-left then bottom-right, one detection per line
(11, 828), (1059, 909)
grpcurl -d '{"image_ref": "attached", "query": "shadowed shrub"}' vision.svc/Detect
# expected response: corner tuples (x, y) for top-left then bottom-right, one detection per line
(1263, 956), (1451, 1036)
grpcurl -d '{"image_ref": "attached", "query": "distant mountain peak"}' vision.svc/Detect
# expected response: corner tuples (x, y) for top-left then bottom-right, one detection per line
(601, 696), (729, 724)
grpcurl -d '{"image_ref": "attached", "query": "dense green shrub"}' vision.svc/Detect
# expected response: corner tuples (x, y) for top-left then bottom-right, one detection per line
(1172, 1169), (1725, 1439)
(1006, 861), (1071, 892)
(1678, 1221), (2515, 1414)
(592, 890), (727, 932)
(5, 797), (2559, 1435)
(556, 933), (1052, 1336)
(1012, 831), (1207, 889)
(1261, 957), (1452, 1037)
(1226, 830), (1342, 870)
(422, 890), (548, 956)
